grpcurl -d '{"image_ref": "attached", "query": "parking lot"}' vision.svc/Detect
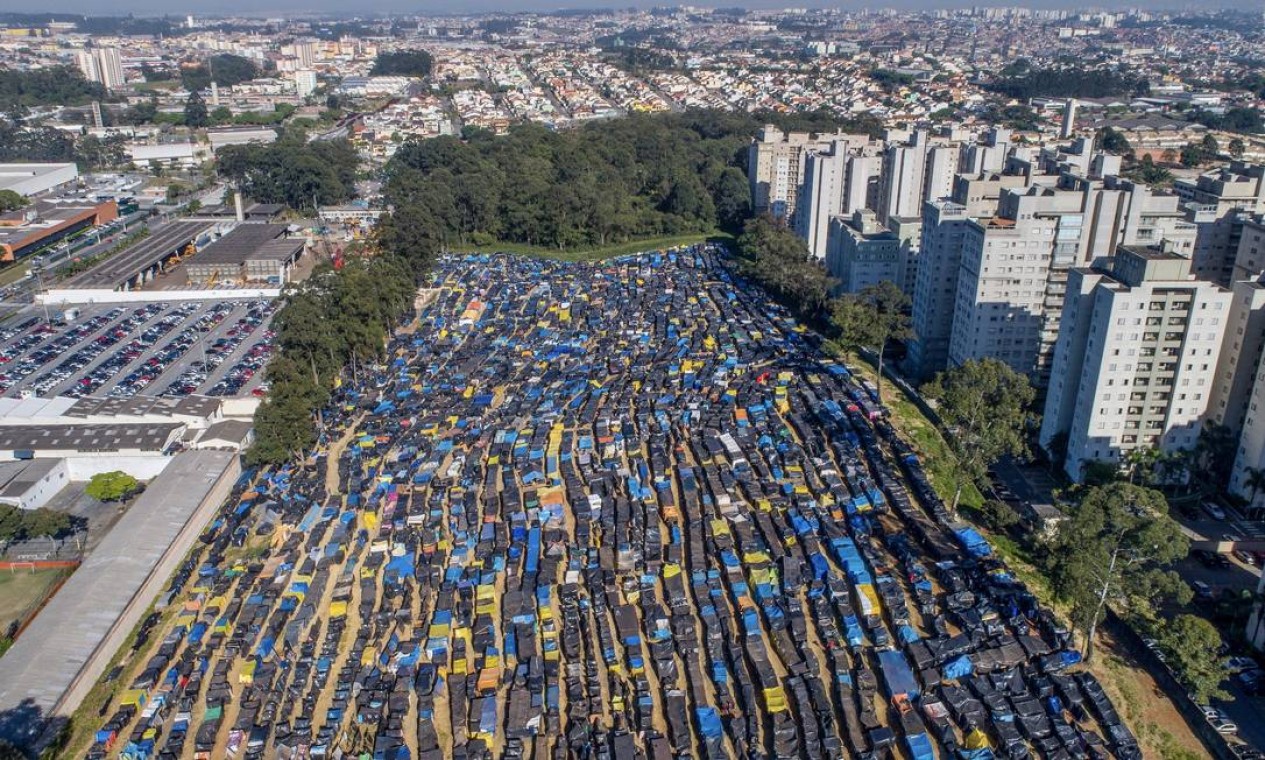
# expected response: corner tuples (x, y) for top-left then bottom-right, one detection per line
(82, 248), (1140, 760)
(0, 300), (275, 401)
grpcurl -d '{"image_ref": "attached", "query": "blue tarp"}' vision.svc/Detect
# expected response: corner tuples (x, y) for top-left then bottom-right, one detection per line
(906, 733), (936, 760)
(943, 655), (973, 679)
(696, 707), (723, 739)
(955, 527), (993, 558)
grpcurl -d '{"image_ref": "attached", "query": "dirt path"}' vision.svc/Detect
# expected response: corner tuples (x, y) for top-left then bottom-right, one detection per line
(325, 412), (366, 496)
(1090, 628), (1205, 759)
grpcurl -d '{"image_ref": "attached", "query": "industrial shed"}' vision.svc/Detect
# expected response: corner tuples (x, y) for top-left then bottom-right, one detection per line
(184, 224), (304, 285)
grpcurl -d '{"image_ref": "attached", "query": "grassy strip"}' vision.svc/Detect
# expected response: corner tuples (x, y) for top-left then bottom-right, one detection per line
(836, 350), (985, 511)
(839, 349), (1202, 760)
(447, 231), (733, 263)
(0, 262), (29, 287)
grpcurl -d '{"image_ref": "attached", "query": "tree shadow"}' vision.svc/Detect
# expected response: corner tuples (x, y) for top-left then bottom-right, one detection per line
(0, 699), (69, 758)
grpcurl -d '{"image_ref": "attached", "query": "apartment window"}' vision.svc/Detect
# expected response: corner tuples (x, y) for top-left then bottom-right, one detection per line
(1144, 332), (1159, 341)
(1168, 316), (1187, 326)
(1146, 317), (1163, 327)
(1149, 301), (1166, 310)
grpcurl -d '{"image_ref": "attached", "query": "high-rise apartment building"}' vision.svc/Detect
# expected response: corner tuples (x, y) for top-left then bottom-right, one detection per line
(794, 145), (848, 260)
(1178, 163), (1265, 285)
(1209, 277), (1265, 441)
(76, 47), (125, 91)
(842, 154), (882, 216)
(294, 70), (318, 99)
(1230, 341), (1265, 515)
(907, 200), (974, 380)
(748, 126), (869, 220)
(1041, 248), (1231, 482)
(826, 210), (903, 293)
(947, 175), (1196, 389)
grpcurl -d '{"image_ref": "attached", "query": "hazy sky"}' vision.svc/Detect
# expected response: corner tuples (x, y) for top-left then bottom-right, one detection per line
(34, 0), (1223, 16)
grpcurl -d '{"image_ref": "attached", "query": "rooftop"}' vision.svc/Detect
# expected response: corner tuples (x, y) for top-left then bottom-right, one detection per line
(191, 224), (290, 265)
(0, 423), (183, 453)
(0, 163), (77, 195)
(0, 450), (237, 723)
(0, 459), (60, 500)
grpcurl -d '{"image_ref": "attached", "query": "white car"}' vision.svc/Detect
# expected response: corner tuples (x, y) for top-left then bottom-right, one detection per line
(1203, 502), (1227, 520)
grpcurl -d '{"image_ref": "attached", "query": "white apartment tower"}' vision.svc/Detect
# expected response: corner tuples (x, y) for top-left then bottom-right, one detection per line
(1230, 341), (1265, 516)
(948, 177), (1197, 389)
(748, 126), (870, 220)
(77, 47), (125, 91)
(294, 70), (318, 99)
(826, 209), (903, 294)
(907, 200), (974, 380)
(1041, 248), (1231, 483)
(794, 145), (848, 260)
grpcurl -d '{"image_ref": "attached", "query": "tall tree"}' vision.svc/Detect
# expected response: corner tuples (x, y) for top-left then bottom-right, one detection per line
(734, 215), (836, 318)
(1246, 466), (1265, 505)
(1194, 422), (1236, 489)
(830, 280), (912, 402)
(1048, 482), (1190, 661)
(1158, 614), (1229, 704)
(922, 358), (1037, 511)
(183, 90), (209, 129)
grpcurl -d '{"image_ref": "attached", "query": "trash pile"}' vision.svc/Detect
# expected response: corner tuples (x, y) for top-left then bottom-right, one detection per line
(87, 247), (1137, 760)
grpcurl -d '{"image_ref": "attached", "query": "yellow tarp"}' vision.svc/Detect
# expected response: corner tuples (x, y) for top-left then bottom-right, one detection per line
(764, 687), (788, 713)
(965, 729), (991, 750)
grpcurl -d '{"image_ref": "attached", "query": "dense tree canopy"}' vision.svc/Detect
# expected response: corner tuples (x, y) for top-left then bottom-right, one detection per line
(181, 54), (259, 92)
(0, 122), (75, 163)
(85, 471), (139, 502)
(370, 49), (434, 78)
(249, 254), (421, 465)
(0, 65), (106, 111)
(0, 504), (72, 542)
(1157, 614), (1229, 704)
(985, 66), (1149, 100)
(733, 215), (835, 319)
(0, 190), (24, 213)
(385, 110), (763, 250)
(1189, 106), (1264, 135)
(923, 358), (1037, 510)
(831, 280), (912, 401)
(217, 139), (360, 212)
(1047, 482), (1190, 660)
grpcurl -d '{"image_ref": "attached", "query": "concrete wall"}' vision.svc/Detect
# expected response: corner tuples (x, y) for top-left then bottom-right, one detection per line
(221, 396), (262, 418)
(39, 288), (280, 305)
(65, 455), (172, 481)
(54, 453), (240, 715)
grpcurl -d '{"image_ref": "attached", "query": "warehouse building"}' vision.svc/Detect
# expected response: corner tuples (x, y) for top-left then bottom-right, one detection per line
(0, 459), (67, 511)
(0, 163), (79, 198)
(0, 200), (119, 262)
(184, 224), (304, 285)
